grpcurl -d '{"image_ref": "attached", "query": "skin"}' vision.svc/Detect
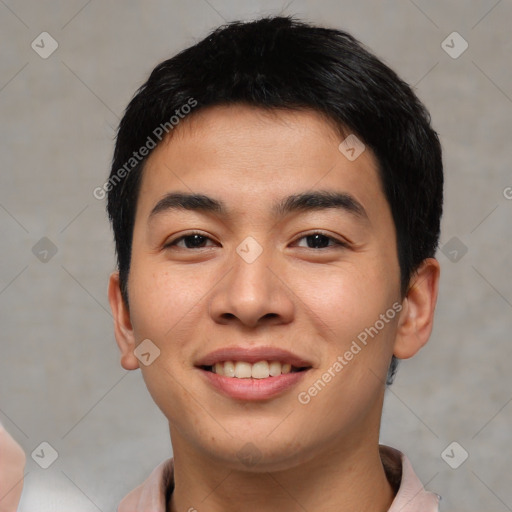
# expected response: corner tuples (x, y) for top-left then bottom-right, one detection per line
(108, 104), (440, 512)
(0, 423), (26, 512)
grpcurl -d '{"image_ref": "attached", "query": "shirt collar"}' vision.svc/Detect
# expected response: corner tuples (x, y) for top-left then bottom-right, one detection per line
(118, 445), (440, 512)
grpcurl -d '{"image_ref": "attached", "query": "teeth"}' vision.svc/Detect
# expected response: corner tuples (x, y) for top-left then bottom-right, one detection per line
(235, 361), (252, 378)
(223, 361), (235, 377)
(269, 361), (282, 377)
(251, 361), (269, 379)
(214, 362), (225, 376)
(211, 360), (296, 378)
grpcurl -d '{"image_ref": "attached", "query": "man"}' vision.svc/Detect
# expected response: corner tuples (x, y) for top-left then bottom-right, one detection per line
(106, 16), (443, 511)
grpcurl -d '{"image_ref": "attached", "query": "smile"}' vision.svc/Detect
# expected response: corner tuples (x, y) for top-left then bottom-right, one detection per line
(203, 360), (309, 379)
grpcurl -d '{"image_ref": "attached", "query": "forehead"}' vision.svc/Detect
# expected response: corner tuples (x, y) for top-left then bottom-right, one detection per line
(136, 104), (387, 224)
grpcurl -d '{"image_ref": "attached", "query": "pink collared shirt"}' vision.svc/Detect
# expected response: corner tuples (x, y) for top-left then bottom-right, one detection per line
(118, 445), (440, 512)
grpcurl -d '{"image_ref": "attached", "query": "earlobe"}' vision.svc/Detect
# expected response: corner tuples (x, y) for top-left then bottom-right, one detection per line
(393, 258), (440, 360)
(108, 271), (140, 371)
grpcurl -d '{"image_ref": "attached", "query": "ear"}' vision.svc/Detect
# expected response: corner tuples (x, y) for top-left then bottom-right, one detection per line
(108, 271), (140, 370)
(393, 258), (440, 359)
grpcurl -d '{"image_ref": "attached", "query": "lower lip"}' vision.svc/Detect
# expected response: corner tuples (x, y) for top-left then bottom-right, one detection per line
(198, 368), (309, 401)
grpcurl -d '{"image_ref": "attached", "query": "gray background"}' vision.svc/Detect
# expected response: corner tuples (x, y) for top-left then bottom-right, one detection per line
(1, 1), (511, 511)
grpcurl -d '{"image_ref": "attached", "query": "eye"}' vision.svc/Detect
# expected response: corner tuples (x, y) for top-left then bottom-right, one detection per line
(164, 231), (348, 251)
(164, 231), (218, 249)
(294, 231), (348, 249)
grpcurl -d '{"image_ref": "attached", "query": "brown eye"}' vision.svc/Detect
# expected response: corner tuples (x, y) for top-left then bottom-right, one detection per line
(295, 232), (347, 249)
(165, 232), (217, 249)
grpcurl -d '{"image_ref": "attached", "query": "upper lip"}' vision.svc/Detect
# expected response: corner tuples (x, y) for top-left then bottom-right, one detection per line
(195, 346), (313, 368)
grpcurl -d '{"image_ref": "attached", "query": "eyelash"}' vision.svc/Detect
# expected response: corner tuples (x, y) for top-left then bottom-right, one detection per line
(164, 231), (349, 250)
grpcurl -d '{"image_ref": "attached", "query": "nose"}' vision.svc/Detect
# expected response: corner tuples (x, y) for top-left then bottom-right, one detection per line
(208, 243), (295, 329)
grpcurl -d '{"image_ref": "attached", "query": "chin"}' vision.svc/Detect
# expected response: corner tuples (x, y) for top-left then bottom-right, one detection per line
(200, 435), (311, 473)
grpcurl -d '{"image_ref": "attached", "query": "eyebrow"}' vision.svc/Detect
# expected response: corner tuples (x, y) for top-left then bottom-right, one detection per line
(148, 190), (369, 223)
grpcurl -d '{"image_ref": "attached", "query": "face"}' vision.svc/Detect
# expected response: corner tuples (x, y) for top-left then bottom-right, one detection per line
(110, 104), (416, 471)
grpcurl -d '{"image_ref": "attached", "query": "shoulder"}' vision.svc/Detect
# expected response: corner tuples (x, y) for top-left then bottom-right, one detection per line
(380, 445), (441, 512)
(118, 458), (174, 512)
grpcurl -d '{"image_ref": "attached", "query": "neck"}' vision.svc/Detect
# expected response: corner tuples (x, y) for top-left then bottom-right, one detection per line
(168, 430), (395, 512)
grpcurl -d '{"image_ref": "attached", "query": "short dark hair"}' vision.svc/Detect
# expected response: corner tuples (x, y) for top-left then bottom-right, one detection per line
(106, 15), (443, 385)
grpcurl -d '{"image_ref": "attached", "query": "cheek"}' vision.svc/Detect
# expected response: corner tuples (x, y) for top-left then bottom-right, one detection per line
(127, 259), (212, 400)
(138, 361), (198, 437)
(127, 262), (202, 422)
(294, 260), (398, 392)
(294, 275), (397, 434)
(128, 260), (204, 340)
(295, 260), (392, 338)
